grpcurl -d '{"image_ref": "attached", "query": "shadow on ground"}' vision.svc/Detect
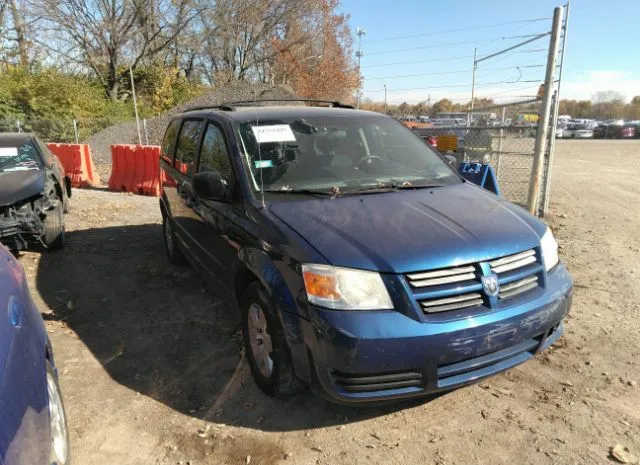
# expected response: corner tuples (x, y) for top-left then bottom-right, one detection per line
(35, 223), (432, 432)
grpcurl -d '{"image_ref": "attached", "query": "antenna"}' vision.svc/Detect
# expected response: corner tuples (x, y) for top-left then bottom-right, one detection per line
(252, 86), (265, 207)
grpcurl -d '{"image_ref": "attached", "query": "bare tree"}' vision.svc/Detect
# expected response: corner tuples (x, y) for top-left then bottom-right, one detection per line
(195, 0), (318, 86)
(35, 0), (204, 100)
(0, 0), (35, 68)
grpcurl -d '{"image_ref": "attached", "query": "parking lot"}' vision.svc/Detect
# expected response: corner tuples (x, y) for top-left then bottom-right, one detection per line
(19, 139), (640, 465)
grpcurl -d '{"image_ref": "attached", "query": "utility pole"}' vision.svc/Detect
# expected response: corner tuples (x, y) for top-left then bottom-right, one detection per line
(541, 2), (571, 216)
(469, 47), (477, 126)
(384, 84), (388, 114)
(527, 6), (563, 215)
(130, 66), (142, 145)
(355, 27), (366, 109)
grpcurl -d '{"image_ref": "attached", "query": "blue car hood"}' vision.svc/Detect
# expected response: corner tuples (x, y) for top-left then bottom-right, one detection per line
(268, 183), (546, 273)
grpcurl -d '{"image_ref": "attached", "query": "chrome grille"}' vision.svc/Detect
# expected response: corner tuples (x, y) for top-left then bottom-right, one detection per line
(406, 265), (476, 288)
(489, 249), (536, 274)
(408, 248), (541, 315)
(499, 276), (538, 300)
(420, 292), (483, 313)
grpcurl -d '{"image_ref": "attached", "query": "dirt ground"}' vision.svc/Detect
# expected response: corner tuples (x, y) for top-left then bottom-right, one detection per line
(19, 139), (640, 465)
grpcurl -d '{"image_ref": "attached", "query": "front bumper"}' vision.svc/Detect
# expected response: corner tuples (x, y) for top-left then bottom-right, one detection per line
(301, 263), (573, 404)
(0, 213), (44, 250)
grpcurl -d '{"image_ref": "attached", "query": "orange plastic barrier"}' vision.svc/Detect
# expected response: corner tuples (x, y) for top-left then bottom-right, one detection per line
(108, 145), (162, 196)
(46, 143), (100, 187)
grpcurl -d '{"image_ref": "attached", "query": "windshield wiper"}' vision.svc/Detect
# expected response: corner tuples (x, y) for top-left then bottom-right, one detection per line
(344, 180), (445, 194)
(263, 188), (338, 198)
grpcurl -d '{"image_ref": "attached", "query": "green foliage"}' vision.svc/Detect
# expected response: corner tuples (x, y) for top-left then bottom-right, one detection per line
(130, 64), (203, 114)
(0, 66), (203, 142)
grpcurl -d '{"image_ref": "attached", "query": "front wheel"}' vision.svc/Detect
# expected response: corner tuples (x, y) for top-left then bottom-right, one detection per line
(46, 360), (70, 465)
(43, 204), (65, 250)
(241, 282), (305, 397)
(163, 215), (186, 265)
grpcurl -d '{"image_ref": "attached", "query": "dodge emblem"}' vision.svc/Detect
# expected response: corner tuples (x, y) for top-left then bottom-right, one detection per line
(482, 276), (500, 297)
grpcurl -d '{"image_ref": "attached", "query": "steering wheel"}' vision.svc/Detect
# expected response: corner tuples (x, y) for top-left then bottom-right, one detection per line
(354, 155), (383, 170)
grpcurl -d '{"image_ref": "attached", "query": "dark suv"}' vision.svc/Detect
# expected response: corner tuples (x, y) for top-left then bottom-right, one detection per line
(159, 101), (573, 404)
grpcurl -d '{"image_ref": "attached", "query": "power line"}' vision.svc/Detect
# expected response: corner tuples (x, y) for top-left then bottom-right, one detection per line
(361, 49), (547, 69)
(365, 64), (544, 81)
(367, 34), (548, 56)
(383, 95), (538, 104)
(362, 55), (474, 69)
(365, 17), (551, 43)
(365, 77), (541, 93)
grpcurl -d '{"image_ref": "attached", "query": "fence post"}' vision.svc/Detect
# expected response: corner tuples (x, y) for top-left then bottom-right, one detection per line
(73, 119), (79, 144)
(496, 106), (506, 179)
(143, 118), (149, 145)
(527, 6), (563, 215)
(16, 120), (21, 133)
(541, 2), (571, 216)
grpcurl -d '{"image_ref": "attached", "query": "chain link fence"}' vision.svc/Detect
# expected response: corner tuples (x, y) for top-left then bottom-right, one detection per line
(0, 117), (81, 143)
(415, 124), (540, 207)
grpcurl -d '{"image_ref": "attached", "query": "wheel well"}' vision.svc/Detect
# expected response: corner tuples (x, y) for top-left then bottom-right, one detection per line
(234, 266), (259, 305)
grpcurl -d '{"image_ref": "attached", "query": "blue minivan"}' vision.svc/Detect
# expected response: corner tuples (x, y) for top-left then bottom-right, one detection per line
(159, 101), (573, 404)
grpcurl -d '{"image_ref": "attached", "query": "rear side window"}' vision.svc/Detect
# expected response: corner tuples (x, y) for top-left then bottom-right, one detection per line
(199, 123), (234, 186)
(161, 120), (180, 160)
(175, 120), (203, 176)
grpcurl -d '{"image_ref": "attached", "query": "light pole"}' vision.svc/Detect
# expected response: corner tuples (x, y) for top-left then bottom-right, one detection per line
(355, 26), (366, 109)
(384, 84), (388, 114)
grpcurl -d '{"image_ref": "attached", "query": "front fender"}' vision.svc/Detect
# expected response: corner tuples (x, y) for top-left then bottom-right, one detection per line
(236, 247), (312, 382)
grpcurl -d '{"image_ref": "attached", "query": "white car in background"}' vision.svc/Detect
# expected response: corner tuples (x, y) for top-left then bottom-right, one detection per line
(562, 121), (594, 139)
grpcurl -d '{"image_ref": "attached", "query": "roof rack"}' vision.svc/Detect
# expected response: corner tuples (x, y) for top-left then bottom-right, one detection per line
(183, 99), (354, 113)
(229, 99), (354, 109)
(184, 104), (237, 112)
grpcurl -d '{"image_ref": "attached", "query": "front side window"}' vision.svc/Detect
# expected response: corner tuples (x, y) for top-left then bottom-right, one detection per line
(198, 123), (234, 188)
(234, 114), (460, 193)
(174, 120), (203, 176)
(161, 119), (180, 160)
(0, 140), (43, 173)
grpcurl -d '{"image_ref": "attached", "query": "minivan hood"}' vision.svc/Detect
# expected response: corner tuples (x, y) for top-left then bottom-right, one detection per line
(268, 183), (546, 273)
(0, 170), (45, 207)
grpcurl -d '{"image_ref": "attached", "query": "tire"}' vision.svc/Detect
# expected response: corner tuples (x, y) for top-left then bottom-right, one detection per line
(46, 360), (70, 465)
(163, 215), (186, 265)
(241, 282), (305, 398)
(43, 204), (65, 250)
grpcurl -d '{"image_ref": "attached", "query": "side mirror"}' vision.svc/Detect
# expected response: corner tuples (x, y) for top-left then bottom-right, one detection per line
(192, 171), (226, 200)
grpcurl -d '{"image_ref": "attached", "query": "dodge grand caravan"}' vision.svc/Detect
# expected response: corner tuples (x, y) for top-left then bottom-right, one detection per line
(159, 101), (573, 404)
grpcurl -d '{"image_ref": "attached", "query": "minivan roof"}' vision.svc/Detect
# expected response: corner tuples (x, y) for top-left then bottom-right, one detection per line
(177, 105), (385, 122)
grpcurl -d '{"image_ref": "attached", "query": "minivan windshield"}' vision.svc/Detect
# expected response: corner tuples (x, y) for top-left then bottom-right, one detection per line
(235, 114), (460, 193)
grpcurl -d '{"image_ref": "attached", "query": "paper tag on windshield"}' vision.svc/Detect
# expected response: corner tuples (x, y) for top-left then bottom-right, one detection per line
(251, 125), (296, 143)
(0, 147), (18, 157)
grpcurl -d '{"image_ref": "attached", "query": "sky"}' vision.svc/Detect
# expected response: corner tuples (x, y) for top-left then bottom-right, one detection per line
(340, 0), (640, 105)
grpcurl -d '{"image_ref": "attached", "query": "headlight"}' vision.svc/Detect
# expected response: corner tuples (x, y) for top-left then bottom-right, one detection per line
(301, 264), (393, 310)
(540, 227), (559, 271)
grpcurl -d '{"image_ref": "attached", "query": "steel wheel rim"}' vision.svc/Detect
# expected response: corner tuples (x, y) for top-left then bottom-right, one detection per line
(46, 371), (69, 465)
(247, 303), (274, 378)
(164, 219), (173, 251)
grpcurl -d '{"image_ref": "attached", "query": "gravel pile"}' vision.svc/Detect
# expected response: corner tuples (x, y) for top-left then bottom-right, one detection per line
(87, 83), (296, 181)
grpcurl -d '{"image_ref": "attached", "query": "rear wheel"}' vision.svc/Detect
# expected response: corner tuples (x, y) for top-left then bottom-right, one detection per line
(163, 215), (186, 265)
(241, 282), (305, 398)
(46, 360), (70, 465)
(43, 203), (65, 250)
